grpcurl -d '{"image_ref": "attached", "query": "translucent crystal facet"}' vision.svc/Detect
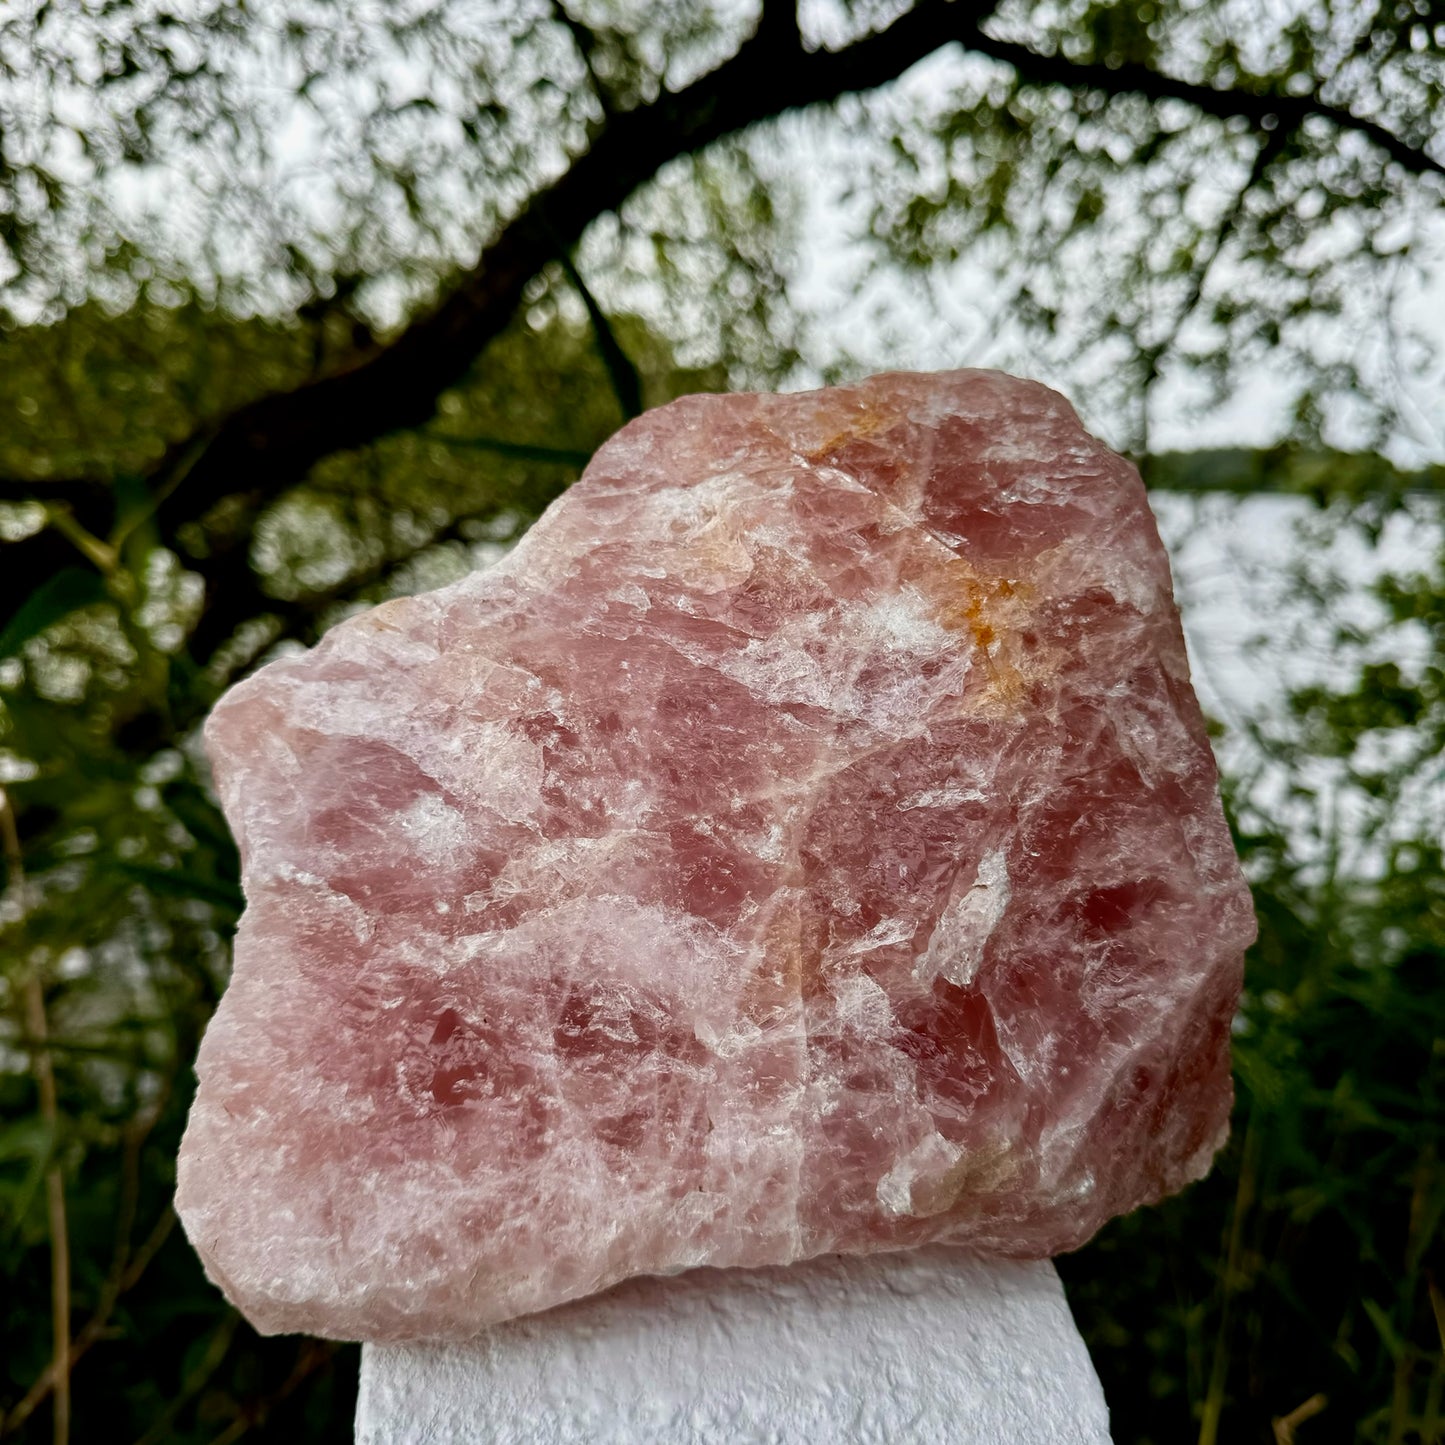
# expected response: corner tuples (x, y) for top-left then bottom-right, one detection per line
(177, 370), (1255, 1341)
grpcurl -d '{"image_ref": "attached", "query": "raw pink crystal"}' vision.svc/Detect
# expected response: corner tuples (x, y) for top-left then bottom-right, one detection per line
(177, 370), (1255, 1341)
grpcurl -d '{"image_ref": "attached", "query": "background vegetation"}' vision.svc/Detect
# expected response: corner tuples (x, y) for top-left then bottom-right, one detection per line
(0, 2), (1442, 1442)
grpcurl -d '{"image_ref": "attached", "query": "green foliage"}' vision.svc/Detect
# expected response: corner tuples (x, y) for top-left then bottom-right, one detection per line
(0, 302), (320, 485)
(0, 572), (110, 662)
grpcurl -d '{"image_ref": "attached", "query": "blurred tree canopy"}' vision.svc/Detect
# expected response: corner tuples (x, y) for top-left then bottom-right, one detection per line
(0, 1), (1442, 1441)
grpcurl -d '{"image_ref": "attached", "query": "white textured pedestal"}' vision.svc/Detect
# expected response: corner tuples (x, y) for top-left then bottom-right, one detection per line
(356, 1248), (1112, 1444)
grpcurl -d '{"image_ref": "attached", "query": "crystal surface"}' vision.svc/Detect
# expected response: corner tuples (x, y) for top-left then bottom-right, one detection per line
(177, 370), (1255, 1341)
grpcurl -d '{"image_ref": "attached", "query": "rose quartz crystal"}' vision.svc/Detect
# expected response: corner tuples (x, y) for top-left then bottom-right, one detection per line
(178, 370), (1255, 1341)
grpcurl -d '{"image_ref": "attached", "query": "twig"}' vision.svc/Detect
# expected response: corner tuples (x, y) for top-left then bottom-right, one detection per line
(1272, 1393), (1328, 1443)
(43, 505), (117, 575)
(555, 251), (643, 421)
(1, 790), (70, 1445)
(225, 499), (548, 669)
(549, 0), (617, 118)
(129, 1312), (240, 1445)
(1, 1207), (177, 1434)
(201, 1341), (341, 1445)
(1198, 1110), (1261, 1445)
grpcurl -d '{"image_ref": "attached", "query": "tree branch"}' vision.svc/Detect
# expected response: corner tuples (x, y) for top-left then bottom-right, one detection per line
(757, 0), (802, 50)
(550, 0), (617, 117)
(2, 0), (1439, 641)
(151, 443), (1445, 760)
(1, 1207), (176, 1438)
(1, 791), (70, 1445)
(556, 252), (643, 421)
(961, 25), (1445, 182)
(423, 432), (594, 468)
(173, 430), (581, 669)
(154, 499), (551, 751)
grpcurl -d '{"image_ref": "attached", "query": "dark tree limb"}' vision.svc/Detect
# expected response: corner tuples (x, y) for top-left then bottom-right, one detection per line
(3, 0), (1440, 643)
(757, 0), (802, 50)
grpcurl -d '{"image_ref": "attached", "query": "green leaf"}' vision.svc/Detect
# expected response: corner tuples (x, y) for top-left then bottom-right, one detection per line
(0, 1118), (53, 1241)
(114, 860), (244, 913)
(0, 566), (108, 658)
(0, 1115), (51, 1166)
(1362, 1299), (1408, 1361)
